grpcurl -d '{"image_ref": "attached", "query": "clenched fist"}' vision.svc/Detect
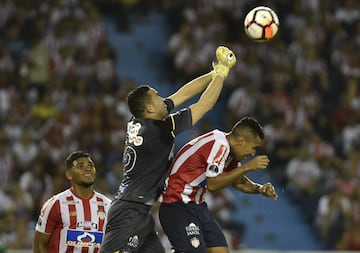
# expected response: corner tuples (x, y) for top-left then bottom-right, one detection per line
(259, 182), (278, 200)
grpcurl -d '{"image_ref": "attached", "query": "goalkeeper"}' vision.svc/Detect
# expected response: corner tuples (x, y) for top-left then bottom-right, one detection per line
(99, 46), (236, 253)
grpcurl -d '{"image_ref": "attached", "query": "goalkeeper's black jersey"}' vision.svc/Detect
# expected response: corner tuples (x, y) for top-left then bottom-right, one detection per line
(115, 99), (192, 205)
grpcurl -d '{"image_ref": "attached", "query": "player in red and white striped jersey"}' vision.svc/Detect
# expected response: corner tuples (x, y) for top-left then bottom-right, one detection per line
(159, 117), (278, 253)
(33, 151), (111, 253)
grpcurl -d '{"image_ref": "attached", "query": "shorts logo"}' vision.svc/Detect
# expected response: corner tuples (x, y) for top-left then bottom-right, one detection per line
(127, 235), (139, 248)
(190, 237), (200, 248)
(185, 223), (200, 236)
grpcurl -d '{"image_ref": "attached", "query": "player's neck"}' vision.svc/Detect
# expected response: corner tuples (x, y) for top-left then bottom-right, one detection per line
(71, 185), (94, 199)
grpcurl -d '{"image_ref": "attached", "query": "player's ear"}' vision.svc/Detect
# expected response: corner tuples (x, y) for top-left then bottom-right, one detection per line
(145, 104), (155, 113)
(65, 170), (72, 180)
(236, 136), (245, 146)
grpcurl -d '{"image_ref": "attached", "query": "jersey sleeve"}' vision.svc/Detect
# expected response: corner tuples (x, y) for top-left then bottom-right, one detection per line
(205, 142), (229, 178)
(162, 108), (192, 137)
(164, 98), (174, 113)
(35, 196), (60, 234)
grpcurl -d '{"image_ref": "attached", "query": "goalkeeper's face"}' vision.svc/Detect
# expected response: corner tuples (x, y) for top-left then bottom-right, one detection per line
(148, 88), (168, 119)
(67, 157), (96, 187)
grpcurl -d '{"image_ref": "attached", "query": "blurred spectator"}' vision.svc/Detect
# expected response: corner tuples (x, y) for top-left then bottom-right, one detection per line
(270, 125), (301, 186)
(0, 134), (15, 189)
(105, 161), (124, 195)
(18, 158), (53, 219)
(0, 75), (15, 121)
(19, 34), (50, 96)
(336, 186), (360, 250)
(314, 186), (352, 249)
(285, 144), (323, 222)
(12, 130), (39, 170)
(226, 83), (258, 123)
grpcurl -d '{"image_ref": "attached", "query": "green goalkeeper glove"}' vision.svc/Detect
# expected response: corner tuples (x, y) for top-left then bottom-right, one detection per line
(212, 46), (236, 78)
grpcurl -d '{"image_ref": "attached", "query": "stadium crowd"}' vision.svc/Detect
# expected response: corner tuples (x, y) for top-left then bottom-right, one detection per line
(0, 0), (359, 251)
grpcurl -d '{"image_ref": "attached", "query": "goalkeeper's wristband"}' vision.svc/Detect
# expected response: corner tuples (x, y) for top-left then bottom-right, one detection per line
(213, 64), (229, 78)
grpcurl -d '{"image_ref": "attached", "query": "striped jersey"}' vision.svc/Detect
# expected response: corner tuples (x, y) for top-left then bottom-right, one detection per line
(35, 188), (111, 253)
(160, 130), (239, 204)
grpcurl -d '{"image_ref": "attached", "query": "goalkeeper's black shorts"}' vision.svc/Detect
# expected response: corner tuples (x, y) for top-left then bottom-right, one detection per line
(100, 199), (165, 253)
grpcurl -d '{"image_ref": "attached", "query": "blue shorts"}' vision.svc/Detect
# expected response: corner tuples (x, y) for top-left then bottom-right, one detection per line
(159, 202), (227, 253)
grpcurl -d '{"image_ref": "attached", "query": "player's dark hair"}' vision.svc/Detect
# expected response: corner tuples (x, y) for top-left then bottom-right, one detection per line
(231, 116), (264, 140)
(126, 85), (152, 118)
(65, 151), (90, 170)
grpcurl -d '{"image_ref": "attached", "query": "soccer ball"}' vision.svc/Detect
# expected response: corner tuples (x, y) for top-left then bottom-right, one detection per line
(244, 6), (279, 42)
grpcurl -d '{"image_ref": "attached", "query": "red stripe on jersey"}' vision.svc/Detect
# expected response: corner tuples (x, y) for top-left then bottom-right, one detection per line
(82, 246), (89, 253)
(67, 196), (77, 229)
(46, 200), (62, 253)
(213, 144), (227, 166)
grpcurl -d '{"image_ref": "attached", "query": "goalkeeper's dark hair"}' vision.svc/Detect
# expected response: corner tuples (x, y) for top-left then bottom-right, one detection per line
(127, 85), (152, 118)
(65, 151), (90, 170)
(231, 116), (264, 140)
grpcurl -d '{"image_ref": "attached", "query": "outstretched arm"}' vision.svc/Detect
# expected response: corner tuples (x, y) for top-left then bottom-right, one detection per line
(188, 74), (225, 125)
(168, 46), (236, 110)
(168, 72), (213, 108)
(187, 46), (236, 125)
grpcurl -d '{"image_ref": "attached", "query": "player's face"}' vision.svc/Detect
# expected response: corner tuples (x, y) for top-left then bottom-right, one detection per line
(148, 88), (168, 119)
(232, 136), (262, 161)
(68, 157), (96, 187)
